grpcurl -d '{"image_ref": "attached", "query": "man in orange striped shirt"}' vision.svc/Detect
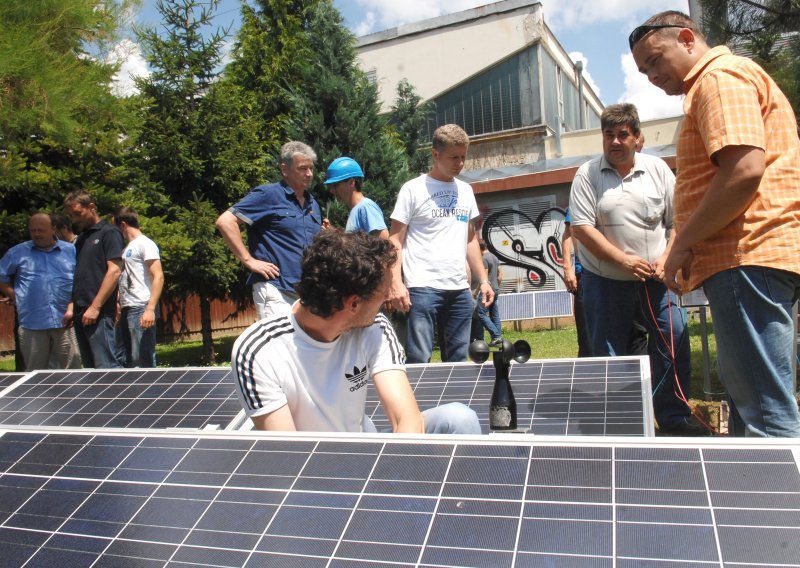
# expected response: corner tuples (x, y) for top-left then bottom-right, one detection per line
(631, 11), (800, 437)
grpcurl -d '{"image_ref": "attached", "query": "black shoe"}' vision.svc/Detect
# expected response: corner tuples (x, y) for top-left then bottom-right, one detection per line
(489, 338), (503, 347)
(658, 417), (714, 437)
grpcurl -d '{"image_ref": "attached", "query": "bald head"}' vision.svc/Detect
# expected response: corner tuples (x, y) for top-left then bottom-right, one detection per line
(29, 213), (55, 249)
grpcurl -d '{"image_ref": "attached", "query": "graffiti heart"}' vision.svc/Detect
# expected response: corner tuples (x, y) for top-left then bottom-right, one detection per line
(481, 206), (567, 289)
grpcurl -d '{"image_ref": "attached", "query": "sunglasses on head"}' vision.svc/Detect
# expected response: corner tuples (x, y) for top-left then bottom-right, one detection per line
(628, 24), (685, 49)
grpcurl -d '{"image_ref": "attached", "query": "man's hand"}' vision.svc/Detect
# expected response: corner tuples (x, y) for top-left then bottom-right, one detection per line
(621, 254), (654, 282)
(62, 309), (73, 328)
(662, 247), (694, 294)
(564, 267), (578, 293)
(479, 282), (495, 307)
(243, 257), (280, 280)
(140, 308), (156, 329)
(82, 305), (100, 326)
(385, 280), (411, 312)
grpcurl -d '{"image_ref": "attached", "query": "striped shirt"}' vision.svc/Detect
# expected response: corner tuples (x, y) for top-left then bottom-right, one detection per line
(230, 310), (405, 432)
(676, 46), (800, 290)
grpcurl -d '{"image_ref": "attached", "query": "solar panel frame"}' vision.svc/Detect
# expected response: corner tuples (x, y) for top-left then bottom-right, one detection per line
(0, 428), (798, 568)
(366, 356), (655, 436)
(0, 367), (244, 431)
(497, 290), (573, 321)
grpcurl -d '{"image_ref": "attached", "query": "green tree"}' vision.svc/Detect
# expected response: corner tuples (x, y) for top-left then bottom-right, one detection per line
(134, 0), (266, 364)
(226, 0), (318, 181)
(390, 79), (434, 176)
(285, 1), (409, 226)
(0, 0), (132, 254)
(699, 0), (800, 121)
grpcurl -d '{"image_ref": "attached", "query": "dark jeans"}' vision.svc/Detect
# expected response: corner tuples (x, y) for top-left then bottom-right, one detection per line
(74, 312), (124, 369)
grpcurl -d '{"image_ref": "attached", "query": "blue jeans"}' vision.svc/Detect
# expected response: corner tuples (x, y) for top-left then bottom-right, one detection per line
(477, 291), (502, 340)
(120, 306), (157, 368)
(74, 312), (124, 369)
(703, 266), (800, 437)
(407, 287), (474, 363)
(364, 402), (481, 434)
(581, 270), (692, 428)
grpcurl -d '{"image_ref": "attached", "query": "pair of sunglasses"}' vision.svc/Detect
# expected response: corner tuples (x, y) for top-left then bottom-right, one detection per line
(628, 24), (685, 49)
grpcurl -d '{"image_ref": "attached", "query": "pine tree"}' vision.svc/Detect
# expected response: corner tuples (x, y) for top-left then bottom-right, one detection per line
(286, 1), (409, 227)
(0, 0), (131, 254)
(134, 0), (266, 364)
(391, 79), (434, 176)
(699, 0), (800, 122)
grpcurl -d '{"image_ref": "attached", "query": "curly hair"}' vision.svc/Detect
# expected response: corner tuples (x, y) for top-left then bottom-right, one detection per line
(296, 229), (397, 318)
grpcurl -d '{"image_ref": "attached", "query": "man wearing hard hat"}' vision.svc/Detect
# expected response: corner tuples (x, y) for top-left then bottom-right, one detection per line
(324, 157), (388, 239)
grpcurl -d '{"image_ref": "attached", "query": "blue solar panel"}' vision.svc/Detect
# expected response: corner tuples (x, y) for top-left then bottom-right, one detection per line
(0, 430), (798, 567)
(0, 373), (24, 392)
(366, 357), (654, 436)
(0, 368), (242, 430)
(497, 290), (573, 321)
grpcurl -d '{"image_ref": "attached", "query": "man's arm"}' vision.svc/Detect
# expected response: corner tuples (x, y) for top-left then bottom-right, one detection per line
(467, 223), (494, 307)
(387, 220), (411, 312)
(571, 225), (653, 282)
(140, 259), (164, 328)
(0, 281), (14, 304)
(561, 224), (578, 293)
(250, 405), (297, 431)
(215, 210), (280, 280)
(373, 369), (424, 433)
(663, 145), (765, 293)
(82, 259), (122, 325)
(371, 228), (390, 240)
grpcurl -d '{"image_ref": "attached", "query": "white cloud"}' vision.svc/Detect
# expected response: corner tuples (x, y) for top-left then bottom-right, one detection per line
(542, 0), (689, 32)
(352, 0), (486, 34)
(107, 39), (149, 97)
(619, 53), (683, 120)
(568, 51), (601, 99)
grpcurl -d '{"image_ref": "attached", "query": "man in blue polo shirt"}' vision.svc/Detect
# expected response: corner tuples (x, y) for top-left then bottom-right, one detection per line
(216, 141), (323, 319)
(0, 212), (81, 370)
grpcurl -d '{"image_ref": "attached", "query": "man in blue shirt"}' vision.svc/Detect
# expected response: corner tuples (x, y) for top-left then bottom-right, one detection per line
(324, 157), (389, 238)
(0, 213), (81, 370)
(216, 141), (323, 319)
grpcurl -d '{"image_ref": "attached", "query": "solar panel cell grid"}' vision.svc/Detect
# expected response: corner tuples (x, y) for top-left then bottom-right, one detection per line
(0, 368), (241, 430)
(0, 431), (798, 567)
(366, 357), (653, 436)
(0, 373), (24, 391)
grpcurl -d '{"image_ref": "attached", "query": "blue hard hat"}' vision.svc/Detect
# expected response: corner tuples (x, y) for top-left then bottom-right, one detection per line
(324, 157), (364, 185)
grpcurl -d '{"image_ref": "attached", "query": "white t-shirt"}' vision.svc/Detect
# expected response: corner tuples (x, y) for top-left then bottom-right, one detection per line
(390, 174), (479, 289)
(231, 310), (406, 432)
(119, 234), (160, 308)
(569, 152), (674, 281)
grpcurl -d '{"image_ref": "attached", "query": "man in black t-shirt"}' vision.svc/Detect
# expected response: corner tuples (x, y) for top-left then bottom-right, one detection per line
(64, 190), (125, 368)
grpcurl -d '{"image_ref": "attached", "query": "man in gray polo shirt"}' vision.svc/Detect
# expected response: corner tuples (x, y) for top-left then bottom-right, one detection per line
(569, 103), (704, 436)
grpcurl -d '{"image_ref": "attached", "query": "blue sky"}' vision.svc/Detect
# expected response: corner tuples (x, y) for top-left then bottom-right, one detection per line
(123, 0), (689, 120)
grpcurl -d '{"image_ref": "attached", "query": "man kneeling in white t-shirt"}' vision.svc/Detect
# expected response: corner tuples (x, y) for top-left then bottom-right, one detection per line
(231, 229), (481, 434)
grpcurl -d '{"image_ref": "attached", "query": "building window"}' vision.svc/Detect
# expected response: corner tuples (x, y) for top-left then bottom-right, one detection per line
(366, 68), (377, 85)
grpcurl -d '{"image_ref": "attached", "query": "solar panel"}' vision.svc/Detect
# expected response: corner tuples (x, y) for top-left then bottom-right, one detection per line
(0, 373), (24, 392)
(366, 356), (655, 436)
(0, 368), (243, 431)
(0, 429), (798, 567)
(497, 290), (573, 321)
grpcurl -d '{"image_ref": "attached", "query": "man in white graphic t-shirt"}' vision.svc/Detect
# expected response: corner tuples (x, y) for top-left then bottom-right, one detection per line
(387, 123), (494, 363)
(114, 207), (164, 368)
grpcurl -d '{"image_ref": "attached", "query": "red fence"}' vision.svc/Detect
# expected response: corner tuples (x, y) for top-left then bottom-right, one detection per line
(0, 296), (258, 355)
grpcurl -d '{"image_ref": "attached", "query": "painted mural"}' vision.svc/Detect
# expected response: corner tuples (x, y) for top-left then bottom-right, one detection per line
(480, 206), (568, 291)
